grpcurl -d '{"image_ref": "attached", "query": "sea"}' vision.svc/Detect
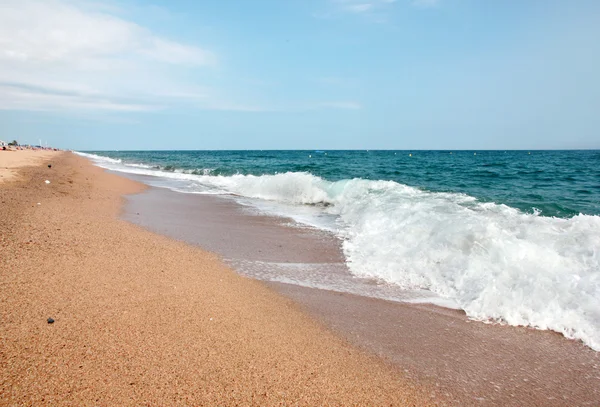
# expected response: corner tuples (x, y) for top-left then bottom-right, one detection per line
(76, 150), (600, 351)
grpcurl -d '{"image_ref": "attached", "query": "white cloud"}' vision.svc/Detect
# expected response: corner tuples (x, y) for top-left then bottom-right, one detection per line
(0, 82), (155, 112)
(0, 1), (363, 114)
(0, 0), (216, 112)
(412, 0), (439, 8)
(319, 0), (439, 22)
(330, 0), (396, 14)
(0, 0), (215, 66)
(204, 103), (268, 112)
(346, 3), (373, 13)
(140, 38), (216, 66)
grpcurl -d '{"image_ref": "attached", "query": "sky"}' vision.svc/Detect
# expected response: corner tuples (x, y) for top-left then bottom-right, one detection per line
(0, 0), (599, 150)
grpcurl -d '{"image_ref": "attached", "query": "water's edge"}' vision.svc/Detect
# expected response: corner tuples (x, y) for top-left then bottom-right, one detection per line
(78, 151), (600, 352)
(118, 176), (600, 407)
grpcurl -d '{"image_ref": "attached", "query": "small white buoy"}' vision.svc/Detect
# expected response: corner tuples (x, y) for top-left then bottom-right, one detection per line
(409, 153), (412, 157)
(474, 153), (476, 156)
(309, 155), (312, 158)
(44, 180), (50, 184)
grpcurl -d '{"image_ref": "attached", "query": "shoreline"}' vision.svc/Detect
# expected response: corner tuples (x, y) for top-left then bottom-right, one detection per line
(117, 168), (599, 405)
(1, 152), (433, 405)
(120, 172), (456, 308)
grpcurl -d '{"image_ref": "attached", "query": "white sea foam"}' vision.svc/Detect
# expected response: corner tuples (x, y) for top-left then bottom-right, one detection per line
(77, 152), (122, 164)
(329, 179), (600, 351)
(77, 151), (600, 350)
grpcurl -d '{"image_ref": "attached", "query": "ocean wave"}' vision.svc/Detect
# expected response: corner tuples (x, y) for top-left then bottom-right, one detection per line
(76, 151), (600, 350)
(333, 180), (600, 351)
(77, 152), (122, 164)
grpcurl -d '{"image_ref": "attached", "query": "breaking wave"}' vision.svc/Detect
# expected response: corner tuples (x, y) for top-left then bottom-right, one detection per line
(76, 151), (600, 350)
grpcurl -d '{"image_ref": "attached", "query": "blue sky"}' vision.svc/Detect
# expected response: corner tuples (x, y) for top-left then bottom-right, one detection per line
(0, 0), (599, 150)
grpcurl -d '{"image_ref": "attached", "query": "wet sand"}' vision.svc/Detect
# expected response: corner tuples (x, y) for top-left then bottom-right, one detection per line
(0, 152), (432, 406)
(122, 179), (600, 406)
(123, 183), (440, 304)
(272, 283), (600, 406)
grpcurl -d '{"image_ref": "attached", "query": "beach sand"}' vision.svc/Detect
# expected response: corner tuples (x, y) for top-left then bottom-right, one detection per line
(0, 149), (59, 183)
(0, 152), (433, 405)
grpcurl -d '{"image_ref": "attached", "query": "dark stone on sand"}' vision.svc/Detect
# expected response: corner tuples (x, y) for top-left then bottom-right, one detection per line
(48, 164), (52, 168)
(47, 318), (54, 324)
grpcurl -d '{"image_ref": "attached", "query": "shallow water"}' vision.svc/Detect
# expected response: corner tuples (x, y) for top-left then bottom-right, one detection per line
(84, 149), (600, 217)
(79, 150), (600, 351)
(120, 182), (600, 407)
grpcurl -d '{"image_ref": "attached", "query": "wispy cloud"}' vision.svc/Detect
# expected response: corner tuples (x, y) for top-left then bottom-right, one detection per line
(203, 100), (363, 113)
(322, 0), (438, 20)
(317, 0), (397, 21)
(411, 0), (440, 8)
(0, 1), (364, 115)
(0, 0), (215, 66)
(200, 103), (268, 113)
(0, 82), (157, 112)
(0, 0), (219, 112)
(345, 3), (374, 13)
(209, 100), (363, 112)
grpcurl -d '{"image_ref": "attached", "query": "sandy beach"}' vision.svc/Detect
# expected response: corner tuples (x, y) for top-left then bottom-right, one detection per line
(0, 152), (433, 405)
(0, 150), (59, 183)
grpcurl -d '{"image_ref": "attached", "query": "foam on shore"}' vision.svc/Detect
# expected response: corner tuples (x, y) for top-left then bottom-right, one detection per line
(77, 151), (600, 351)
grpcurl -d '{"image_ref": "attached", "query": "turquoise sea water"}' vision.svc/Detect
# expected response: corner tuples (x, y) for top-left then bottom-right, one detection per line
(86, 150), (599, 218)
(79, 150), (600, 351)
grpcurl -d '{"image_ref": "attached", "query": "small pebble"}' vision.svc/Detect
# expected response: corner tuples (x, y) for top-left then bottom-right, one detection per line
(47, 318), (55, 324)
